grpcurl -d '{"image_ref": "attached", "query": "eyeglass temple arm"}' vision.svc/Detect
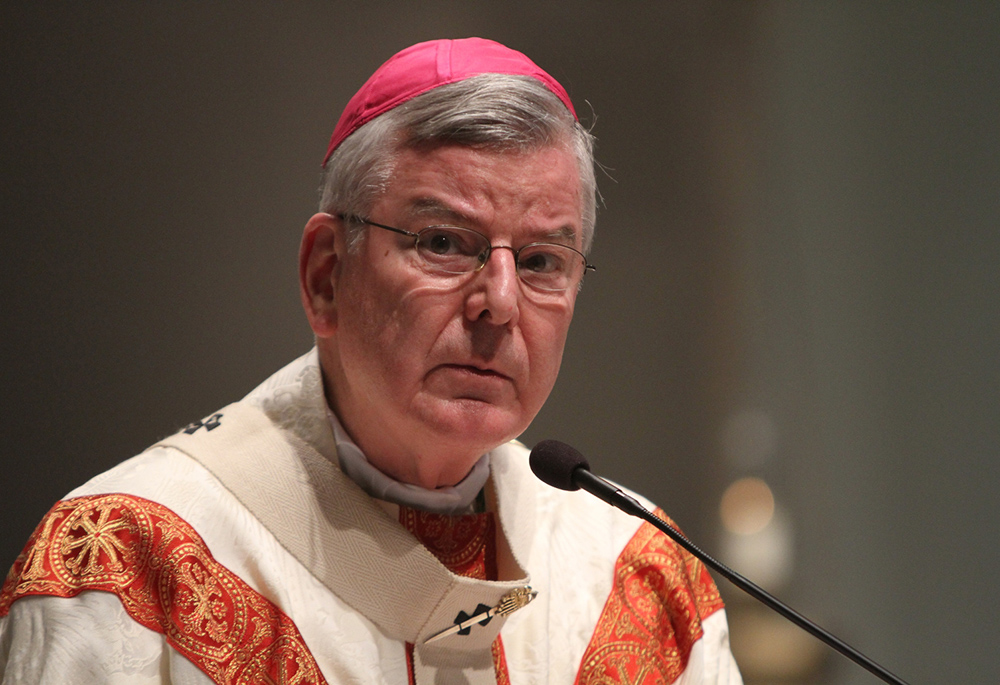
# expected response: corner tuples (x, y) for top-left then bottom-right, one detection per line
(337, 214), (418, 239)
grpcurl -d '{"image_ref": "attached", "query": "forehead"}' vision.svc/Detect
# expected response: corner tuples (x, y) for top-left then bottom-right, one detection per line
(379, 143), (583, 242)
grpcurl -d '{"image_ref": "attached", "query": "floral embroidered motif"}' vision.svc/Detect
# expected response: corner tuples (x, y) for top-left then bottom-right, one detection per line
(0, 494), (327, 685)
(398, 507), (497, 579)
(177, 560), (230, 642)
(575, 510), (725, 685)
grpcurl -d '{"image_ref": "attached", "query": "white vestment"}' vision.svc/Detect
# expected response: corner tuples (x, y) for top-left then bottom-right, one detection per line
(0, 350), (741, 684)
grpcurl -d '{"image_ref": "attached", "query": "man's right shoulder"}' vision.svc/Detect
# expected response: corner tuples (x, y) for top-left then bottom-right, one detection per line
(0, 446), (331, 685)
(68, 443), (223, 503)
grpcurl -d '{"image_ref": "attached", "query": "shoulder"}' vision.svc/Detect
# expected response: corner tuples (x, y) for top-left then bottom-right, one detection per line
(69, 444), (226, 508)
(491, 439), (656, 553)
(0, 442), (339, 685)
(491, 441), (738, 684)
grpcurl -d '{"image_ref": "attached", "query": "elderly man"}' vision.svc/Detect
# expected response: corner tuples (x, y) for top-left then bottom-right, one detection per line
(0, 39), (740, 684)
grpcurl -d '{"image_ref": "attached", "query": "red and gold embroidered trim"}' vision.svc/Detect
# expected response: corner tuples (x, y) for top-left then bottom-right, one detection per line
(399, 506), (509, 683)
(0, 494), (327, 685)
(398, 507), (498, 580)
(575, 510), (725, 685)
(492, 638), (511, 685)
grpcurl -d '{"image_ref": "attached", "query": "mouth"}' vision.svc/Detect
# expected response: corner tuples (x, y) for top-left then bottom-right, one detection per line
(426, 363), (517, 404)
(438, 363), (511, 381)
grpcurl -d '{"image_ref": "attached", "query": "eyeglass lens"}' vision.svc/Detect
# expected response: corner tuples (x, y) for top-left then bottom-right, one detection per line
(414, 226), (584, 292)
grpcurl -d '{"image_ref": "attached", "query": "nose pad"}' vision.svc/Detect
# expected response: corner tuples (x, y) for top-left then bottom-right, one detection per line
(482, 245), (518, 276)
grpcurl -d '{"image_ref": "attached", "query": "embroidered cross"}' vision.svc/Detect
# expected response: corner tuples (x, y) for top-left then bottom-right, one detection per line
(60, 503), (135, 576)
(183, 413), (223, 434)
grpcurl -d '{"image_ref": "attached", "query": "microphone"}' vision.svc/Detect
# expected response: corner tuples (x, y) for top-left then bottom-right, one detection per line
(529, 440), (910, 685)
(530, 439), (648, 517)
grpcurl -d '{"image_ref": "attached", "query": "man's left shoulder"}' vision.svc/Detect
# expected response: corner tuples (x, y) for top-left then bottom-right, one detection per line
(490, 439), (657, 537)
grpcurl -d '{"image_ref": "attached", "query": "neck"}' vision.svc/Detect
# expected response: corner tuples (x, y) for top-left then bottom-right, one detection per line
(327, 405), (490, 514)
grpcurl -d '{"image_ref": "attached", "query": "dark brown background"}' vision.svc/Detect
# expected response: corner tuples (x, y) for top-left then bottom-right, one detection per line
(3, 3), (998, 683)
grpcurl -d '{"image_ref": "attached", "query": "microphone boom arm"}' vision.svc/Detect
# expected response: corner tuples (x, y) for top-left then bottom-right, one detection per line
(571, 467), (911, 685)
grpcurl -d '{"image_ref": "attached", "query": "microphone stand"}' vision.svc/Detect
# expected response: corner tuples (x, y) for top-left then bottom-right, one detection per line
(573, 468), (911, 685)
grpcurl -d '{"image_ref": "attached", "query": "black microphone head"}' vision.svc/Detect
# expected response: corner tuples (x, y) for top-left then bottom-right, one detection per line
(529, 439), (590, 491)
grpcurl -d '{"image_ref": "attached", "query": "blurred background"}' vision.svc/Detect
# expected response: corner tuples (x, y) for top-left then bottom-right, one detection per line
(2, 2), (997, 683)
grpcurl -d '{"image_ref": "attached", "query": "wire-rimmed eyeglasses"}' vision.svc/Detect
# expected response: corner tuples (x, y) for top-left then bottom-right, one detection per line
(341, 215), (595, 293)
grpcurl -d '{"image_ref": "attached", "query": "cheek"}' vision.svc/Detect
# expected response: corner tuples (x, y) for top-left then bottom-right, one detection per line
(524, 310), (573, 387)
(347, 280), (460, 378)
(337, 272), (405, 379)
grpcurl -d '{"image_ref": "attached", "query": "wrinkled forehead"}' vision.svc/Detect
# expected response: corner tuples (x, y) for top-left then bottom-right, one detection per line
(379, 142), (584, 243)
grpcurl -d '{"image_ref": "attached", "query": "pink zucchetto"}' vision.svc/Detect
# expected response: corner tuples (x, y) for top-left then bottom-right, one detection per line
(323, 37), (577, 166)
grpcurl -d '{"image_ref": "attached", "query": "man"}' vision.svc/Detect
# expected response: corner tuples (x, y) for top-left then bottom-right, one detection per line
(0, 38), (741, 684)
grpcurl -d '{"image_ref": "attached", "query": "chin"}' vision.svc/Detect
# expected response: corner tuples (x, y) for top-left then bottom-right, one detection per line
(428, 399), (527, 453)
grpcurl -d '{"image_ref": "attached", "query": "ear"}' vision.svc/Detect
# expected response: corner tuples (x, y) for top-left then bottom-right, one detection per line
(299, 212), (345, 338)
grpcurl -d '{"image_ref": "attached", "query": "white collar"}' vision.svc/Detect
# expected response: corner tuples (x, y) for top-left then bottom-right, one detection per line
(326, 407), (490, 515)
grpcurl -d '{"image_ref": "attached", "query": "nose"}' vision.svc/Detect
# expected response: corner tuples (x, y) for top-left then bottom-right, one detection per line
(465, 246), (520, 326)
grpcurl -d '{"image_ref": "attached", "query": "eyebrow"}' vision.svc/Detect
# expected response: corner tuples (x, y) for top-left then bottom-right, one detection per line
(408, 197), (580, 244)
(543, 225), (578, 243)
(409, 198), (471, 224)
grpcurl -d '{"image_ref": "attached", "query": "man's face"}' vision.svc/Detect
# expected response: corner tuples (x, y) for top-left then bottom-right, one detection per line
(318, 142), (584, 488)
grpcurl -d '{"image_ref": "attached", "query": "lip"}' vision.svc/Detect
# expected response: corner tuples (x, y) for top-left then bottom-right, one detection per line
(437, 363), (512, 381)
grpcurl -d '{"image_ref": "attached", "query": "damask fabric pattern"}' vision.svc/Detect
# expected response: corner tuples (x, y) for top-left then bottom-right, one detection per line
(0, 349), (741, 684)
(0, 494), (325, 685)
(576, 513), (724, 685)
(0, 496), (728, 685)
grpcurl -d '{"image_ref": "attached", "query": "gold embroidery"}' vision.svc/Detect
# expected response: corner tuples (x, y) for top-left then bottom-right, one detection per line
(492, 637), (511, 685)
(575, 510), (725, 685)
(177, 560), (230, 642)
(59, 501), (136, 576)
(0, 494), (327, 685)
(21, 510), (57, 582)
(247, 634), (323, 685)
(398, 507), (495, 578)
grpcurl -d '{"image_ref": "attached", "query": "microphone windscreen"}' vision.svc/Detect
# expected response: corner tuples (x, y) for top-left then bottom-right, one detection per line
(529, 439), (590, 491)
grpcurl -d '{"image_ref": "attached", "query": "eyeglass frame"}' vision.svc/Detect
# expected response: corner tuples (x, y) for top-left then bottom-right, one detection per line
(338, 214), (596, 292)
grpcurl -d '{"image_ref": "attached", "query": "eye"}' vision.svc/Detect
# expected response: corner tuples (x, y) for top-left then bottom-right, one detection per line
(425, 230), (456, 255)
(518, 246), (567, 274)
(420, 227), (482, 257)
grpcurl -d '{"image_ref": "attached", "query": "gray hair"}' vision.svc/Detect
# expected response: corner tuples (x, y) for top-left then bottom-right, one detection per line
(319, 73), (597, 253)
